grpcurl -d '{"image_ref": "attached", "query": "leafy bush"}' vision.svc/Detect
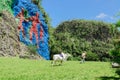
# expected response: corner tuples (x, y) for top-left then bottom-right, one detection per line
(110, 34), (120, 77)
(110, 39), (120, 63)
(86, 51), (99, 61)
(27, 45), (37, 55)
(68, 56), (81, 61)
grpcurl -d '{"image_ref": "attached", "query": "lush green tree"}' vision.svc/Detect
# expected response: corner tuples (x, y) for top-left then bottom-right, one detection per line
(110, 20), (120, 62)
(110, 20), (120, 77)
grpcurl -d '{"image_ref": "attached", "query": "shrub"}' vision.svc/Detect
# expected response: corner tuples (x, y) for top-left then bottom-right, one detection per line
(27, 45), (37, 55)
(86, 51), (99, 61)
(68, 56), (81, 61)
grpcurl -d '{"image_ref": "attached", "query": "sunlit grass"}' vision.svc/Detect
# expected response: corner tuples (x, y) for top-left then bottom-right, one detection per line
(0, 57), (118, 80)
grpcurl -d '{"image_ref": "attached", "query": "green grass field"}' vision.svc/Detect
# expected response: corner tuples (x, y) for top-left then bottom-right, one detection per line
(0, 57), (119, 80)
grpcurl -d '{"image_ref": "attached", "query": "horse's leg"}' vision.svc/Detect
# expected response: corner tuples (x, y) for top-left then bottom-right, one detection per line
(51, 60), (55, 66)
(54, 60), (56, 65)
(51, 60), (54, 66)
(59, 60), (62, 66)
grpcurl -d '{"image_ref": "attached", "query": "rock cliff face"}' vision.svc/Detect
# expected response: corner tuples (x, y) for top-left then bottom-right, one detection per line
(0, 11), (25, 56)
(0, 11), (42, 59)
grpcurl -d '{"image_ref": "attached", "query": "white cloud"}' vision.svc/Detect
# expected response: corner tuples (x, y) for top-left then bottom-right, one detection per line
(96, 13), (108, 19)
(95, 13), (117, 23)
(96, 13), (116, 20)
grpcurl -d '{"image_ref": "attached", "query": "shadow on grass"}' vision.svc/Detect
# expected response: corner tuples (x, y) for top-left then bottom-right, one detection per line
(97, 76), (120, 80)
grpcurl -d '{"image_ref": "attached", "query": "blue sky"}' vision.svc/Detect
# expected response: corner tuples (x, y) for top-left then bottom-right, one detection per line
(42, 0), (120, 27)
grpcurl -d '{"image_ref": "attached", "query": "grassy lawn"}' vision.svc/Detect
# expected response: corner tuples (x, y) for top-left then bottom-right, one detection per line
(0, 57), (119, 80)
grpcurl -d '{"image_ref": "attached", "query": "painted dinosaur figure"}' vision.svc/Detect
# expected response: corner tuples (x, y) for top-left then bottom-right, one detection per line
(16, 8), (25, 37)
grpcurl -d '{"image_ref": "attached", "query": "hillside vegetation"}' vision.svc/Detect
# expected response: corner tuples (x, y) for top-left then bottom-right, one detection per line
(49, 20), (120, 61)
(0, 0), (13, 13)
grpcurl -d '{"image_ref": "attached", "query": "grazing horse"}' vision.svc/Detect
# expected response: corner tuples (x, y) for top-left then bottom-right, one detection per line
(51, 52), (71, 66)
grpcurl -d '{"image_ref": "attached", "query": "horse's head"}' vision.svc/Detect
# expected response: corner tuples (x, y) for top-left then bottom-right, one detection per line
(66, 53), (72, 57)
(64, 53), (71, 61)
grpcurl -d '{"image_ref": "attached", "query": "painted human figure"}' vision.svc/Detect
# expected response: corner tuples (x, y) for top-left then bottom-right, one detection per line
(28, 12), (40, 43)
(16, 8), (25, 37)
(27, 12), (44, 45)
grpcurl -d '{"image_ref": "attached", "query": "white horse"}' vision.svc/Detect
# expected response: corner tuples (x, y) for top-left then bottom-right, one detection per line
(51, 52), (71, 66)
